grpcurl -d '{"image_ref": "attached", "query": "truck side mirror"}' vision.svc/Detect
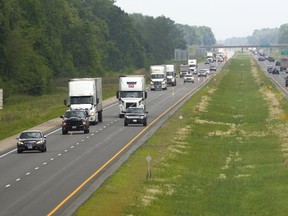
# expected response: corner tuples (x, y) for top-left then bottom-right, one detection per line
(116, 91), (120, 99)
(144, 91), (147, 99)
(64, 99), (67, 106)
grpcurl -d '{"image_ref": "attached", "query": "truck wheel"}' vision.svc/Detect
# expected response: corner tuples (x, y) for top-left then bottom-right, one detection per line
(84, 129), (89, 134)
(62, 129), (68, 135)
(98, 111), (103, 122)
(143, 120), (147, 126)
(124, 120), (128, 126)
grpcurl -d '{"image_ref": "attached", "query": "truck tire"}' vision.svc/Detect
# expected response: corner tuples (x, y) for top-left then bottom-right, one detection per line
(98, 111), (103, 122)
(84, 128), (89, 134)
(124, 120), (128, 126)
(62, 129), (68, 135)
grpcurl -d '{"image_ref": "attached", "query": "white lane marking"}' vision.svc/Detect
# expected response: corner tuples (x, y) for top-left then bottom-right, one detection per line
(26, 172), (30, 176)
(35, 167), (39, 170)
(5, 184), (11, 188)
(50, 158), (55, 161)
(16, 178), (21, 181)
(43, 162), (47, 165)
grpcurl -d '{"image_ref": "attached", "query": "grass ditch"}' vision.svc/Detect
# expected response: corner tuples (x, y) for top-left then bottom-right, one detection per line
(74, 52), (288, 216)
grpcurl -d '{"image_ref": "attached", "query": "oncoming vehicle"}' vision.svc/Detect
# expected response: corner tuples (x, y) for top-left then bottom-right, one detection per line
(209, 64), (217, 72)
(16, 130), (47, 153)
(124, 107), (148, 126)
(60, 110), (90, 134)
(198, 69), (208, 77)
(183, 74), (194, 83)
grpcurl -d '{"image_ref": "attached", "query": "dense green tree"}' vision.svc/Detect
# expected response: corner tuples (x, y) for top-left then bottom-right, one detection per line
(247, 28), (278, 45)
(278, 24), (288, 44)
(0, 0), (216, 97)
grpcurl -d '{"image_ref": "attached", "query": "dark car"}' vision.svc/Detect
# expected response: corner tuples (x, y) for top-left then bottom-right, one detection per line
(209, 65), (217, 71)
(16, 130), (47, 153)
(271, 67), (280, 74)
(258, 56), (265, 61)
(124, 107), (148, 126)
(285, 76), (288, 87)
(267, 56), (275, 62)
(60, 110), (90, 134)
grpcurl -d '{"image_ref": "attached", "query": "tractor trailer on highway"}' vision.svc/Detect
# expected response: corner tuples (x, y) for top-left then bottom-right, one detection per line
(64, 78), (103, 125)
(165, 64), (177, 86)
(150, 65), (167, 90)
(116, 75), (147, 118)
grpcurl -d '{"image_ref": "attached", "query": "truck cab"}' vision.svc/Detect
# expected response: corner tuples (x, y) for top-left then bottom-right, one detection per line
(150, 65), (167, 90)
(116, 75), (147, 118)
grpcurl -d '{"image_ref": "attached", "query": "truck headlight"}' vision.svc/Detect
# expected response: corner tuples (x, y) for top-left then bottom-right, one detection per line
(18, 141), (24, 145)
(150, 81), (153, 85)
(90, 111), (95, 116)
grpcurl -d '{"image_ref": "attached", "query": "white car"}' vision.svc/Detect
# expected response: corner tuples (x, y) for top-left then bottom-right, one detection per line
(184, 74), (194, 83)
(198, 69), (208, 77)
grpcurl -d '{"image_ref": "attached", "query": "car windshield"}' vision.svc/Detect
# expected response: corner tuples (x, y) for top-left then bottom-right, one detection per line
(127, 108), (144, 114)
(20, 132), (42, 139)
(65, 111), (86, 118)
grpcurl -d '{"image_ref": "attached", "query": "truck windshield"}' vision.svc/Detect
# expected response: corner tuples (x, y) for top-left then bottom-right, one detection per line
(167, 72), (175, 76)
(120, 91), (142, 98)
(70, 96), (93, 104)
(151, 74), (164, 79)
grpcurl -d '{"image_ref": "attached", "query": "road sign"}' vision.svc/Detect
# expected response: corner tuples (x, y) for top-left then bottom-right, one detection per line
(281, 50), (288, 55)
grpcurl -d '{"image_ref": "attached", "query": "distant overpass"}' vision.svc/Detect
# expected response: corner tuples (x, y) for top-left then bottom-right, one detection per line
(198, 44), (288, 49)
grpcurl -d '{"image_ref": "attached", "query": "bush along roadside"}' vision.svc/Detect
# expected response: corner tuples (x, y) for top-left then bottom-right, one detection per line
(75, 52), (288, 216)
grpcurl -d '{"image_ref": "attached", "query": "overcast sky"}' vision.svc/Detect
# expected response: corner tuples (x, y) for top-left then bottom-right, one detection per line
(114, 0), (287, 41)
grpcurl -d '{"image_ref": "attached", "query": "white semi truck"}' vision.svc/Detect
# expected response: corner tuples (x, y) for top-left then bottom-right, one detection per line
(150, 65), (167, 90)
(165, 64), (177, 86)
(179, 64), (190, 78)
(65, 78), (103, 125)
(116, 75), (147, 118)
(188, 59), (197, 74)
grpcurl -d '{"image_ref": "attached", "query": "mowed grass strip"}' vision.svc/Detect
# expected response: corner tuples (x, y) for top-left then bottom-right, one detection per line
(75, 53), (288, 216)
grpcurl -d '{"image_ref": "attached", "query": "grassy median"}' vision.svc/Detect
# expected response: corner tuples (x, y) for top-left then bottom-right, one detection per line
(75, 52), (288, 216)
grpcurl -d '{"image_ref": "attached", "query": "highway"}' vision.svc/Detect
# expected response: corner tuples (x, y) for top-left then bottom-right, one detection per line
(256, 55), (288, 97)
(0, 62), (224, 216)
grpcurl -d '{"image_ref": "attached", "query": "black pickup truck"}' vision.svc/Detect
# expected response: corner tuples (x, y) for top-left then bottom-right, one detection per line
(60, 110), (90, 134)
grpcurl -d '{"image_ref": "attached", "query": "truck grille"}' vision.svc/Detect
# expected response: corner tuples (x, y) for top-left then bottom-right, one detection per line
(125, 103), (137, 109)
(153, 81), (161, 85)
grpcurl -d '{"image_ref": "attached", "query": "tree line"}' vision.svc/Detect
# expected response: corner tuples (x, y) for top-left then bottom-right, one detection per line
(0, 0), (216, 97)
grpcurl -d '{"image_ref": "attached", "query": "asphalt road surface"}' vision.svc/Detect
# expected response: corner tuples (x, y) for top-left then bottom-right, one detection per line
(0, 62), (224, 216)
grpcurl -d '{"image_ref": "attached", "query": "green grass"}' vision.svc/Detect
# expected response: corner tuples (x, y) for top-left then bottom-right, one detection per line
(0, 76), (120, 140)
(74, 53), (288, 216)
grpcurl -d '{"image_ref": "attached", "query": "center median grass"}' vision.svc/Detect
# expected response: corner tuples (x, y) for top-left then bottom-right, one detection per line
(75, 53), (288, 216)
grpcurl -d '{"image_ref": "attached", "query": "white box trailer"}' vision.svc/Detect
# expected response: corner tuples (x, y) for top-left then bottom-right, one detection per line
(150, 65), (167, 90)
(188, 59), (197, 74)
(165, 64), (177, 86)
(65, 78), (103, 124)
(116, 75), (147, 118)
